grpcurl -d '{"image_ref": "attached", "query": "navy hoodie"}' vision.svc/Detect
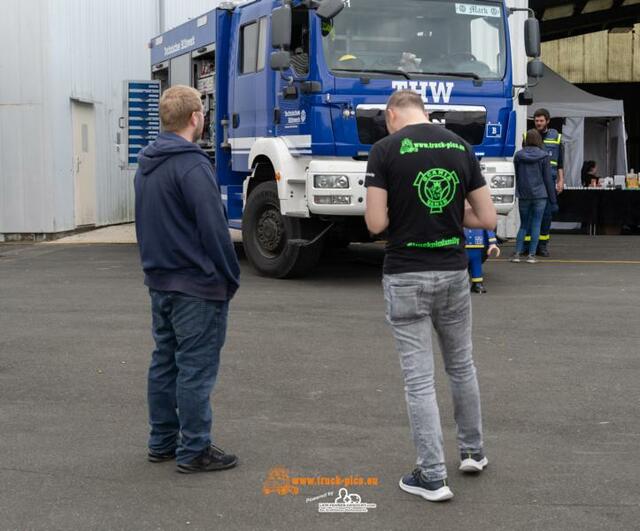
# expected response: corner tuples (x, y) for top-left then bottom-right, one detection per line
(514, 146), (557, 202)
(134, 132), (240, 301)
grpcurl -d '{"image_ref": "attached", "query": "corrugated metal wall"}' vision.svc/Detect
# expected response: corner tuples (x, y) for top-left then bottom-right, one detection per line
(45, 0), (160, 232)
(0, 0), (161, 234)
(0, 0), (52, 233)
(163, 0), (221, 30)
(0, 0), (230, 235)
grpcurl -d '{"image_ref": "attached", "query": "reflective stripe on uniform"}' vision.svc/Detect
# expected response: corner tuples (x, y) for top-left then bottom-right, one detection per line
(471, 278), (483, 282)
(543, 134), (562, 145)
(539, 234), (550, 241)
(465, 245), (485, 249)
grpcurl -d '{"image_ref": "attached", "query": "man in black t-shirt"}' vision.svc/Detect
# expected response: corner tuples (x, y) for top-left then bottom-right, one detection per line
(365, 90), (496, 502)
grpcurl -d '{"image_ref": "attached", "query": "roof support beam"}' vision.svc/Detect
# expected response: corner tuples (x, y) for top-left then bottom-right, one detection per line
(540, 4), (640, 41)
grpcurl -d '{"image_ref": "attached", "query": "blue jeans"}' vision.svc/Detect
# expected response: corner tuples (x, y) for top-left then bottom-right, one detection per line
(516, 198), (547, 255)
(147, 289), (229, 464)
(383, 270), (484, 482)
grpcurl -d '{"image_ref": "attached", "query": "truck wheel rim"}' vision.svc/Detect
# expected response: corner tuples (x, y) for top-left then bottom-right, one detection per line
(256, 208), (285, 257)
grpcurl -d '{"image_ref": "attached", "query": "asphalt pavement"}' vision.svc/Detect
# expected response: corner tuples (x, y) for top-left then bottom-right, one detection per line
(1, 235), (639, 531)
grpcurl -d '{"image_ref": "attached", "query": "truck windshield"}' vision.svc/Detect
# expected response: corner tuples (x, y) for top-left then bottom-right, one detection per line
(323, 0), (507, 80)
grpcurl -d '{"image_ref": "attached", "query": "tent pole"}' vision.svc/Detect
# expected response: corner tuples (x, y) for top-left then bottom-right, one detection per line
(606, 120), (610, 177)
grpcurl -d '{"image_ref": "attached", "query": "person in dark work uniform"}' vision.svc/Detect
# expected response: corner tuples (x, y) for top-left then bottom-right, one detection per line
(524, 108), (564, 257)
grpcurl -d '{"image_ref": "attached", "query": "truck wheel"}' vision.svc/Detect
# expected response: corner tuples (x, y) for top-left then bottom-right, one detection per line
(242, 181), (324, 278)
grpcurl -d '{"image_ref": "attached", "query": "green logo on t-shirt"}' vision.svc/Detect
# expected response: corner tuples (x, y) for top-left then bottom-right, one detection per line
(413, 168), (460, 214)
(400, 138), (466, 155)
(400, 138), (419, 155)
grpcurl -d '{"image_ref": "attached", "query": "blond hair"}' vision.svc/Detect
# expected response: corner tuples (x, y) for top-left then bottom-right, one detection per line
(160, 85), (203, 132)
(386, 90), (425, 111)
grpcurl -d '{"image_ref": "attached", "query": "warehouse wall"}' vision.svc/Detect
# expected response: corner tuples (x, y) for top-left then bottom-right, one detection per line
(45, 0), (159, 231)
(542, 24), (640, 83)
(0, 0), (160, 234)
(0, 0), (230, 235)
(163, 0), (222, 30)
(0, 0), (53, 233)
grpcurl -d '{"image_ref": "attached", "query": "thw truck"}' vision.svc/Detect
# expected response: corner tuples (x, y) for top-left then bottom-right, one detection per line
(142, 0), (542, 277)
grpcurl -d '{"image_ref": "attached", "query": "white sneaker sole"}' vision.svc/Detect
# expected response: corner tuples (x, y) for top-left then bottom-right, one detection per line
(398, 479), (454, 502)
(459, 456), (488, 473)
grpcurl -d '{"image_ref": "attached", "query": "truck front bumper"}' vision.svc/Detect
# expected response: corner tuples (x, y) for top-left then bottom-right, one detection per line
(305, 157), (516, 216)
(307, 159), (368, 216)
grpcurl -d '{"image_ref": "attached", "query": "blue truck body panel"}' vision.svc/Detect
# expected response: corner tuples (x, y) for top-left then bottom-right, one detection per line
(150, 10), (217, 65)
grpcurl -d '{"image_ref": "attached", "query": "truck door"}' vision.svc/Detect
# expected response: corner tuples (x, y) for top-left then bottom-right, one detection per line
(274, 6), (311, 153)
(229, 6), (269, 172)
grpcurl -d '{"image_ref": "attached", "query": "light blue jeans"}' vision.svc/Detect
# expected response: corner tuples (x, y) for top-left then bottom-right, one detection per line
(517, 198), (548, 255)
(383, 269), (484, 481)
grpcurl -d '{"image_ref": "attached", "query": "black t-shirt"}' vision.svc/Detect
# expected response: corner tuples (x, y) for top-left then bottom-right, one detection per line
(365, 123), (486, 274)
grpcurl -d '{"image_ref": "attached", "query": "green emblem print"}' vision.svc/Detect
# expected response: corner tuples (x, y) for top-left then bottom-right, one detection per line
(413, 168), (460, 214)
(400, 138), (418, 155)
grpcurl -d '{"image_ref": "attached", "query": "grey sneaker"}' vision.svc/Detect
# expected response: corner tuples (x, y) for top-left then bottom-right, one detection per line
(510, 253), (521, 263)
(459, 452), (489, 473)
(526, 254), (538, 264)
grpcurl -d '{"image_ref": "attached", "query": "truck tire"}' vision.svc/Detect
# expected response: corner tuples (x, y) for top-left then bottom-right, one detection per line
(242, 181), (324, 278)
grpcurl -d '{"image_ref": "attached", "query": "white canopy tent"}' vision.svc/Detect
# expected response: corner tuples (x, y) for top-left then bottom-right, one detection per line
(528, 65), (628, 186)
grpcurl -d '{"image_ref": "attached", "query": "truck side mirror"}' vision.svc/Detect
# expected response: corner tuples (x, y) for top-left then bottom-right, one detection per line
(527, 58), (544, 79)
(524, 17), (541, 58)
(518, 88), (533, 106)
(316, 0), (345, 21)
(270, 50), (292, 71)
(271, 5), (292, 49)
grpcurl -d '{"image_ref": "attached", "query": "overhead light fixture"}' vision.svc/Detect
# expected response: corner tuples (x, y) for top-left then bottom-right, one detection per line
(608, 26), (634, 33)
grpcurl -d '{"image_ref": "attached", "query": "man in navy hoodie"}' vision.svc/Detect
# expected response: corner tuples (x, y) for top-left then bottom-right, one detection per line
(134, 85), (240, 474)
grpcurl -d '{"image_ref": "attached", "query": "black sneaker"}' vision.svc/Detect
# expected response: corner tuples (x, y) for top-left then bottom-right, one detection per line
(177, 444), (238, 474)
(470, 282), (486, 294)
(398, 468), (453, 502)
(459, 452), (488, 473)
(536, 246), (550, 257)
(148, 449), (176, 463)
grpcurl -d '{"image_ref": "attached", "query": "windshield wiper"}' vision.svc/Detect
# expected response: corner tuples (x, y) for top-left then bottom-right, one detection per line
(332, 68), (413, 80)
(422, 71), (483, 82)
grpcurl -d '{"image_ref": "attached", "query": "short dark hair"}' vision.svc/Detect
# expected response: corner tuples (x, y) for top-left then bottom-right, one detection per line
(386, 90), (425, 111)
(533, 108), (551, 121)
(160, 85), (202, 132)
(524, 128), (544, 148)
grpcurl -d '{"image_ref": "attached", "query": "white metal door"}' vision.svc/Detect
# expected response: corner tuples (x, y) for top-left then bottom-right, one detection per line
(71, 101), (97, 227)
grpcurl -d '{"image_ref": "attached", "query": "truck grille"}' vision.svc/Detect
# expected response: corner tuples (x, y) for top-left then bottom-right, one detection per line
(356, 107), (487, 146)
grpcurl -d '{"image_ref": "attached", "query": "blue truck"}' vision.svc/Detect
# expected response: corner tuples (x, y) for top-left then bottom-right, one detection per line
(146, 0), (541, 277)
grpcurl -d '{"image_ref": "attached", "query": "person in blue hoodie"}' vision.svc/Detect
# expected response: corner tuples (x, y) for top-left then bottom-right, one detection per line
(134, 85), (240, 474)
(464, 227), (500, 293)
(511, 129), (558, 264)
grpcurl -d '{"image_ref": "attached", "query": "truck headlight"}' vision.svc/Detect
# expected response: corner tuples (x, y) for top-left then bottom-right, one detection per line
(490, 175), (514, 188)
(314, 195), (352, 205)
(314, 175), (350, 189)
